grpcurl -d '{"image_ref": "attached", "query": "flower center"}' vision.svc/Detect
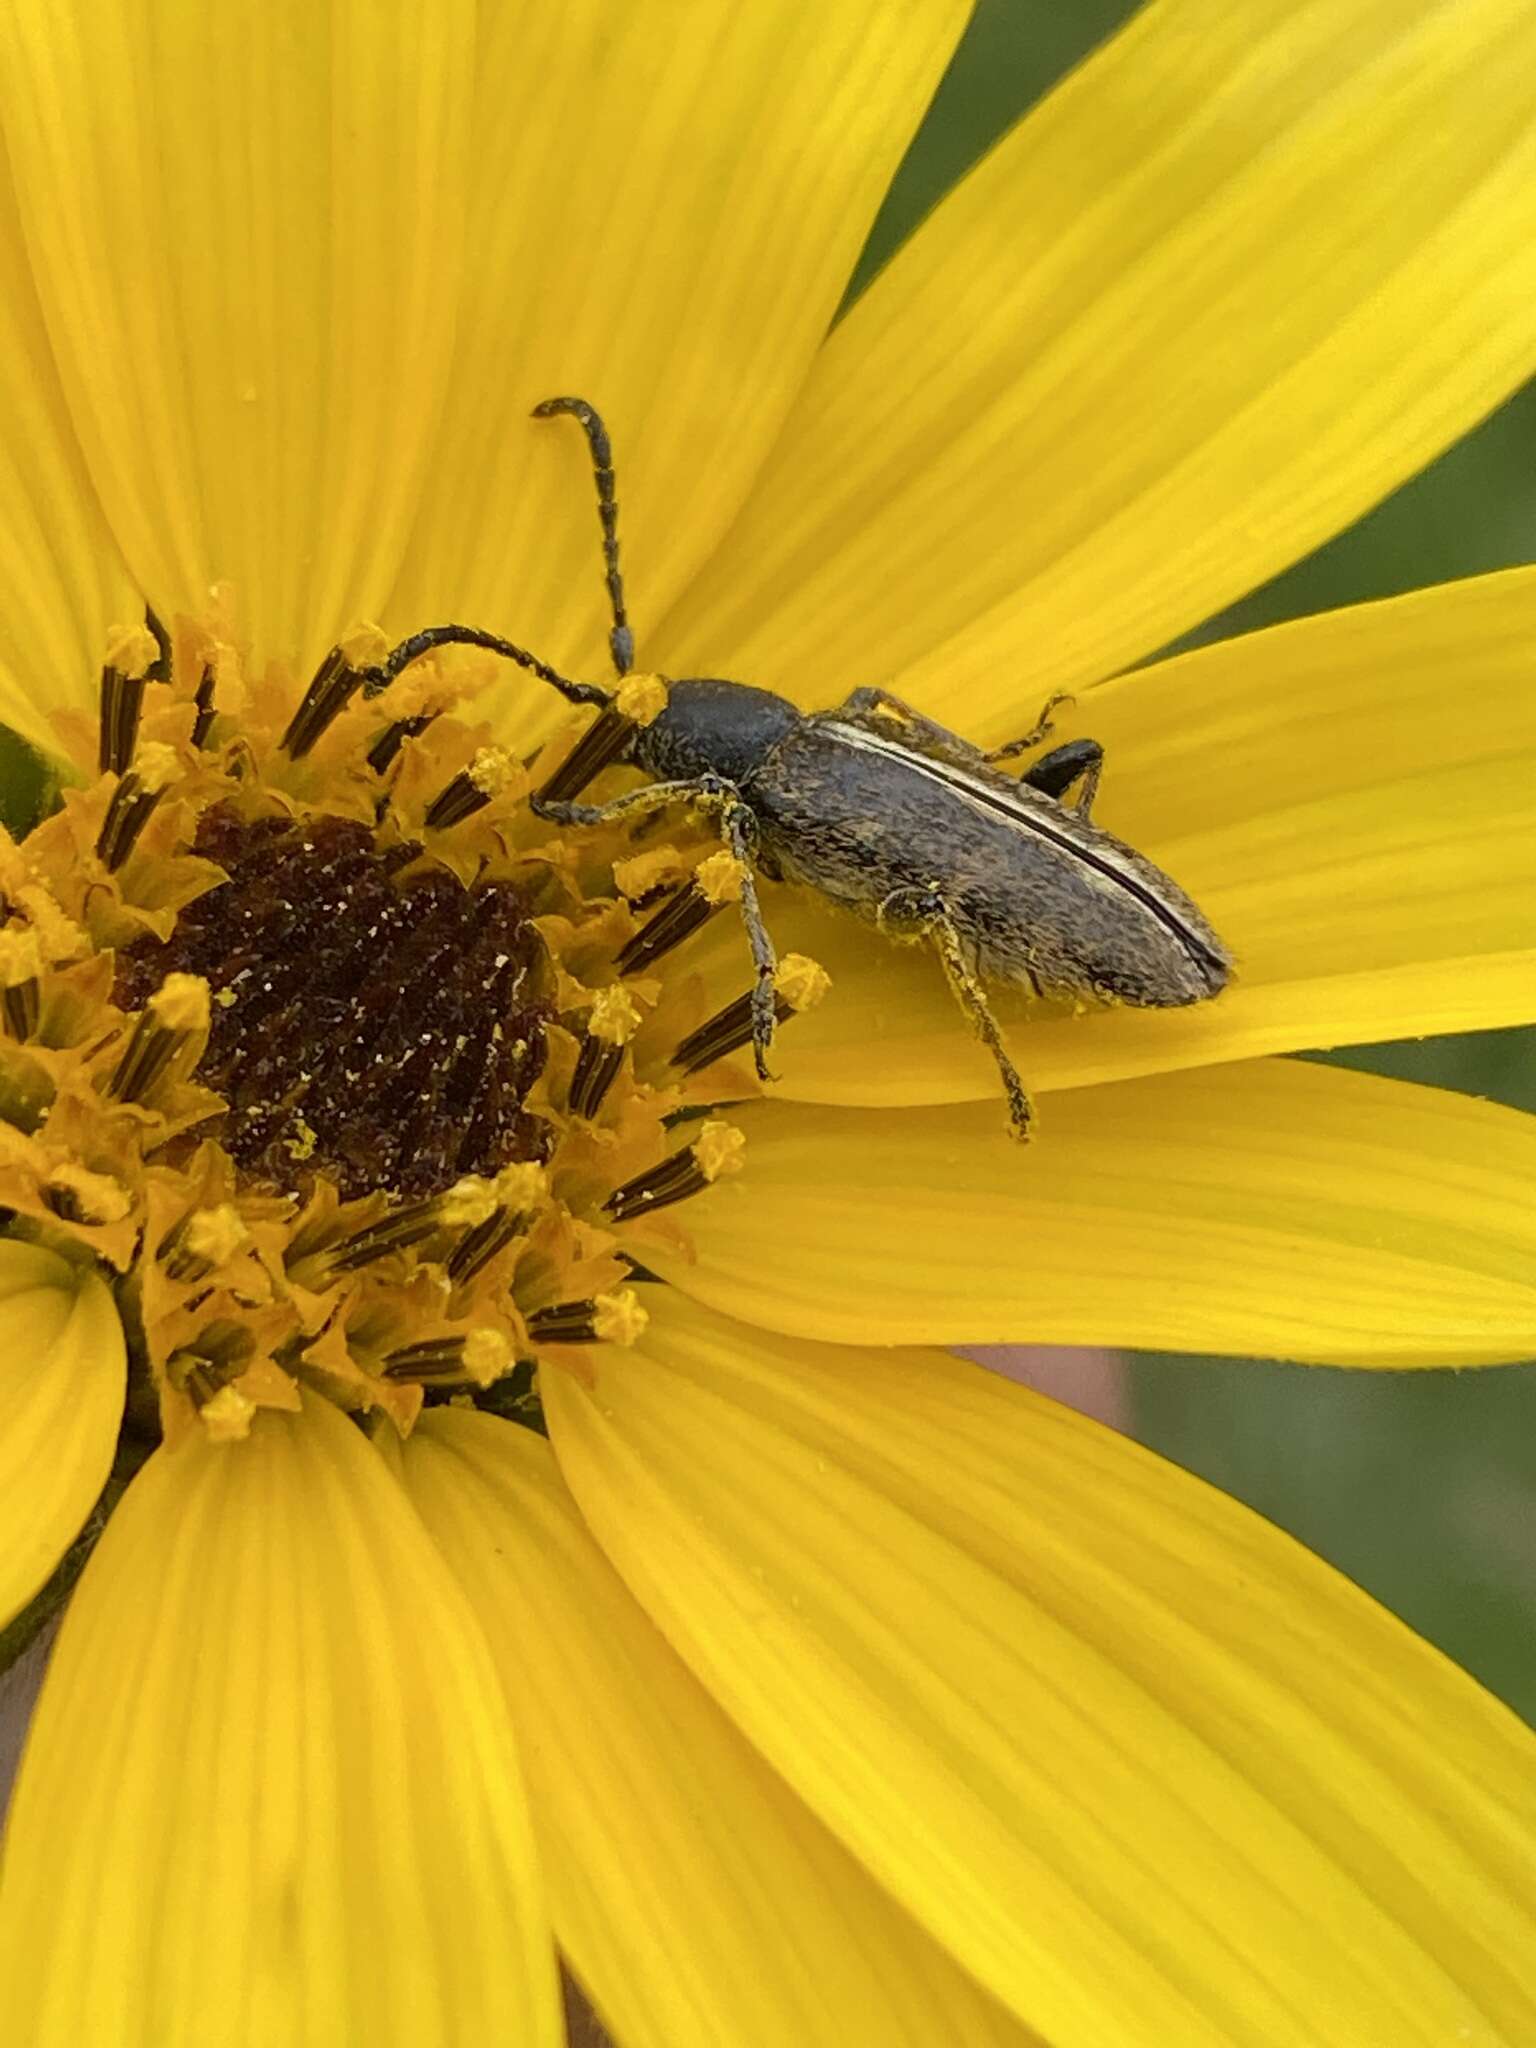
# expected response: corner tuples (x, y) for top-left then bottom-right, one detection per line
(113, 806), (553, 1202)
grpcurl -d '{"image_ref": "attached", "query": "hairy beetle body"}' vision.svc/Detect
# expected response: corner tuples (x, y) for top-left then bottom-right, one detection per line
(362, 398), (1233, 1138)
(740, 710), (1229, 1008)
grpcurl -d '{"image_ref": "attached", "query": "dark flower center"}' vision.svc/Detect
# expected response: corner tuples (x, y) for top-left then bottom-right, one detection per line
(115, 805), (551, 1200)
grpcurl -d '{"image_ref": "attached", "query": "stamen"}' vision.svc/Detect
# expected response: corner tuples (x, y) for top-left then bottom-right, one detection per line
(95, 742), (183, 872)
(445, 1162), (546, 1285)
(614, 847), (745, 975)
(327, 1175), (499, 1271)
(382, 1326), (512, 1386)
(671, 951), (830, 1075)
(0, 928), (43, 1040)
(526, 1286), (649, 1345)
(424, 746), (522, 830)
(568, 984), (641, 1119)
(190, 663), (218, 748)
(98, 666), (142, 774)
(43, 1163), (132, 1226)
(367, 712), (436, 776)
(105, 972), (210, 1103)
(170, 1321), (257, 1426)
(158, 1203), (250, 1282)
(536, 675), (668, 806)
(605, 1118), (745, 1223)
(280, 646), (361, 760)
(144, 605), (173, 682)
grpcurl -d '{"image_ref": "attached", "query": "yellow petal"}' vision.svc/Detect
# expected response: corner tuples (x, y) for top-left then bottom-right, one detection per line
(701, 568), (1536, 1108)
(657, 0), (1536, 714)
(0, 139), (136, 758)
(641, 1063), (1536, 1364)
(545, 1293), (1536, 2047)
(0, 1395), (561, 2048)
(401, 1408), (1031, 2048)
(387, 0), (967, 712)
(0, 1240), (123, 1630)
(0, 0), (474, 663)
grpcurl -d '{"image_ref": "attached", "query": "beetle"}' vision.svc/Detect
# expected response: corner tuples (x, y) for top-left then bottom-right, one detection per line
(361, 396), (1231, 1138)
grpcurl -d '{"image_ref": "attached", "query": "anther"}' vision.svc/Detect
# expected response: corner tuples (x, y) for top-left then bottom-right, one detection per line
(190, 663), (218, 748)
(105, 972), (210, 1103)
(43, 1164), (132, 1227)
(158, 1203), (250, 1282)
(445, 1162), (546, 1285)
(367, 712), (436, 776)
(0, 928), (43, 1040)
(424, 746), (522, 830)
(536, 674), (668, 807)
(144, 605), (173, 682)
(671, 951), (830, 1076)
(95, 742), (182, 872)
(97, 621), (159, 776)
(526, 1287), (649, 1346)
(280, 645), (362, 760)
(568, 984), (641, 1120)
(614, 848), (745, 976)
(604, 1118), (745, 1223)
(328, 1175), (500, 1272)
(383, 1327), (511, 1387)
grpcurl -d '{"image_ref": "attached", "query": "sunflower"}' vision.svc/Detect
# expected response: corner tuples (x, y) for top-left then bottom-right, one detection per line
(2, 1), (1536, 2043)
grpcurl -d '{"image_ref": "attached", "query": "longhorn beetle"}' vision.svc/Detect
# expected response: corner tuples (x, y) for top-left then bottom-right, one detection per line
(361, 396), (1231, 1138)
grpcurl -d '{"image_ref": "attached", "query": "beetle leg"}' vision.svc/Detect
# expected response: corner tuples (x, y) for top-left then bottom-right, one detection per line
(878, 886), (1033, 1141)
(1020, 737), (1104, 817)
(530, 777), (703, 828)
(714, 799), (780, 1083)
(985, 690), (1076, 763)
(824, 686), (994, 773)
(535, 773), (781, 1080)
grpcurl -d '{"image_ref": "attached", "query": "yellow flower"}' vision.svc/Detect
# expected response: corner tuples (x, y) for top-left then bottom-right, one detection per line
(2, 2), (1535, 2045)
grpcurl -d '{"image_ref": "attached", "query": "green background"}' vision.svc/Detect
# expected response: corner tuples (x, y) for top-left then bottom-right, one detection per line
(858, 0), (1536, 1725)
(1, 2), (1531, 1721)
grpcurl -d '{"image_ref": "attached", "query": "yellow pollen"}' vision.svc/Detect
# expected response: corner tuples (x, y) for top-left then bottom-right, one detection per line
(103, 620), (159, 679)
(494, 1161), (547, 1210)
(462, 1327), (512, 1387)
(588, 984), (642, 1046)
(150, 972), (212, 1035)
(775, 952), (832, 1012)
(0, 928), (43, 988)
(183, 1204), (250, 1266)
(47, 1163), (132, 1224)
(339, 620), (391, 669)
(615, 672), (669, 726)
(592, 1288), (649, 1346)
(694, 1119), (747, 1183)
(467, 745), (519, 796)
(200, 1382), (258, 1443)
(696, 849), (746, 905)
(439, 1176), (500, 1229)
(612, 844), (689, 901)
(283, 1116), (318, 1162)
(133, 740), (183, 795)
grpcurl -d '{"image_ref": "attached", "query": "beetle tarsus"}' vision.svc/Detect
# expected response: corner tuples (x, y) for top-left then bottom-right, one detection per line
(986, 690), (1076, 764)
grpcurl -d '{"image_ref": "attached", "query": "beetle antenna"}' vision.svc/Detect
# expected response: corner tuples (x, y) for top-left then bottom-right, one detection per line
(533, 395), (635, 677)
(356, 624), (612, 708)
